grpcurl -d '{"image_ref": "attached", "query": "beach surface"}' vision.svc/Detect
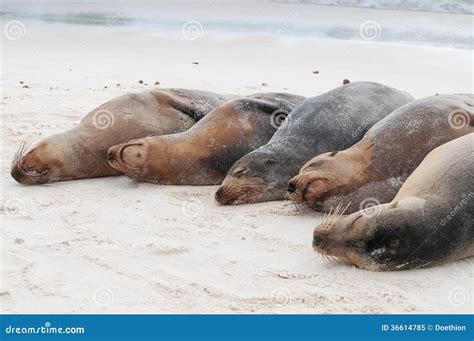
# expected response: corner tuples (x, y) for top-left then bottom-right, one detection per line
(1, 1), (473, 313)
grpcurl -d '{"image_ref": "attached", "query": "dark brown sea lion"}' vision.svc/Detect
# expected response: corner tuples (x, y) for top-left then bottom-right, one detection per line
(289, 94), (473, 213)
(106, 93), (306, 184)
(312, 133), (473, 271)
(11, 89), (236, 184)
(215, 82), (414, 205)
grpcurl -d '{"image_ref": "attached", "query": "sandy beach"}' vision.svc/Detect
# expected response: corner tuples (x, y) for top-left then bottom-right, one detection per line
(1, 1), (473, 313)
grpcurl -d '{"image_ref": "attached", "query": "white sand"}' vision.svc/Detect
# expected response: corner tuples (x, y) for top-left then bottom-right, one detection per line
(1, 8), (473, 313)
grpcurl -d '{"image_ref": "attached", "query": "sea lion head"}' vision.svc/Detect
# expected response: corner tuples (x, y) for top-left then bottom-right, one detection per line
(215, 149), (290, 204)
(11, 135), (83, 185)
(288, 140), (373, 210)
(312, 197), (457, 271)
(107, 136), (168, 183)
(287, 151), (349, 210)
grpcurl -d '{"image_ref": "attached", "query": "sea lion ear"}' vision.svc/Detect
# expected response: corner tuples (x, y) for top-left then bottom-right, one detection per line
(265, 158), (277, 165)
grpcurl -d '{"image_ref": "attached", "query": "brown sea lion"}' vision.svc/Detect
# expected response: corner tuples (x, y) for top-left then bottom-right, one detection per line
(11, 89), (236, 184)
(288, 94), (473, 213)
(312, 133), (473, 271)
(106, 93), (306, 185)
(215, 82), (414, 205)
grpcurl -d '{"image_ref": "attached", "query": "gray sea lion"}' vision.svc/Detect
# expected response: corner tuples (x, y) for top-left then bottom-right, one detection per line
(106, 93), (306, 184)
(289, 94), (473, 213)
(11, 89), (236, 184)
(312, 133), (473, 271)
(215, 82), (414, 204)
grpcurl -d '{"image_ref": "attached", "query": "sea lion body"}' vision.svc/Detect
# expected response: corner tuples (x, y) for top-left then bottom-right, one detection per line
(215, 82), (414, 204)
(11, 89), (236, 184)
(289, 94), (474, 213)
(107, 93), (306, 185)
(312, 133), (474, 271)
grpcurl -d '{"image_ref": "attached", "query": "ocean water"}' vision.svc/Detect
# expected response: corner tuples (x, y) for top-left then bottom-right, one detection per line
(1, 0), (472, 49)
(278, 0), (473, 14)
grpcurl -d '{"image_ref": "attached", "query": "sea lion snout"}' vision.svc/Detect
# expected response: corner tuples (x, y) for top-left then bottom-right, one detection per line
(107, 150), (115, 161)
(11, 144), (52, 185)
(215, 174), (275, 205)
(311, 211), (378, 268)
(287, 181), (296, 193)
(107, 142), (148, 172)
(107, 145), (121, 169)
(312, 234), (324, 247)
(288, 172), (329, 205)
(214, 186), (234, 205)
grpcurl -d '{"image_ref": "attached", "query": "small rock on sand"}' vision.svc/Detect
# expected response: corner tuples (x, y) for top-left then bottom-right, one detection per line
(343, 79), (351, 85)
(154, 81), (160, 85)
(138, 80), (144, 84)
(312, 70), (320, 74)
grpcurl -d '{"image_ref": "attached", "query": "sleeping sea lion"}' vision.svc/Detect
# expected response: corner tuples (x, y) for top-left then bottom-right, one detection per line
(215, 82), (414, 204)
(312, 133), (473, 271)
(288, 94), (473, 213)
(11, 89), (235, 184)
(106, 93), (306, 184)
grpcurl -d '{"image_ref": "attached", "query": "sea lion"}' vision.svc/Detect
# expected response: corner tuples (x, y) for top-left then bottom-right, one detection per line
(215, 82), (414, 204)
(11, 89), (236, 184)
(288, 94), (473, 213)
(106, 93), (306, 184)
(312, 133), (473, 271)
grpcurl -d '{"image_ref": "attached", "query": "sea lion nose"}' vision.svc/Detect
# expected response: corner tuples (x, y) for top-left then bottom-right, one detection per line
(287, 181), (296, 193)
(107, 150), (115, 161)
(215, 188), (224, 203)
(215, 187), (232, 205)
(312, 235), (324, 247)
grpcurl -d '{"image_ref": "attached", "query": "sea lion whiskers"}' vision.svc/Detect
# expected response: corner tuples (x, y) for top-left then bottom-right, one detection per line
(11, 136), (51, 180)
(291, 199), (311, 212)
(12, 135), (34, 168)
(321, 201), (351, 227)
